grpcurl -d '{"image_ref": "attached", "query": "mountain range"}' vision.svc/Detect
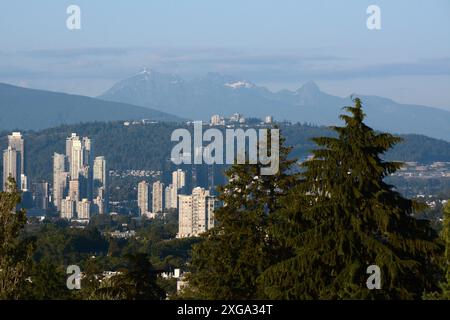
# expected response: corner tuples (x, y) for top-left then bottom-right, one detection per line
(1, 70), (449, 142)
(0, 83), (181, 131)
(99, 70), (450, 141)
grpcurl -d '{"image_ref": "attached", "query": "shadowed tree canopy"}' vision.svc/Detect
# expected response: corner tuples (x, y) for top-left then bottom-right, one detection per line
(259, 98), (443, 299)
(0, 178), (35, 299)
(182, 131), (298, 299)
(89, 253), (165, 300)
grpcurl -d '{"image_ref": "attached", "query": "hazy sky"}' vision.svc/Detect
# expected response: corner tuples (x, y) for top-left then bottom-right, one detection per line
(1, 0), (450, 109)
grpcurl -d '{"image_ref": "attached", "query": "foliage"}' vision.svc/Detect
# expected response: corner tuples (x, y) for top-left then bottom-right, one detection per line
(259, 98), (443, 299)
(0, 178), (35, 299)
(88, 253), (165, 300)
(182, 132), (298, 299)
(425, 202), (450, 299)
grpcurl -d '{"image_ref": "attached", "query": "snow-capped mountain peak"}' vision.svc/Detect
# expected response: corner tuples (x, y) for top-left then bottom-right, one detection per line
(139, 67), (150, 75)
(224, 80), (255, 89)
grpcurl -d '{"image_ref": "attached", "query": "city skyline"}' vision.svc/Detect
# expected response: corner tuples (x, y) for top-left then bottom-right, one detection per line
(2, 131), (109, 220)
(1, 129), (222, 231)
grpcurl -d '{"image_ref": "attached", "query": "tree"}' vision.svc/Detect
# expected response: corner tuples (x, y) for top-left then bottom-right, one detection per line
(182, 132), (298, 299)
(0, 178), (35, 299)
(107, 238), (122, 257)
(426, 201), (450, 299)
(259, 98), (442, 299)
(89, 253), (165, 300)
(441, 202), (450, 298)
(22, 258), (71, 300)
(79, 256), (104, 299)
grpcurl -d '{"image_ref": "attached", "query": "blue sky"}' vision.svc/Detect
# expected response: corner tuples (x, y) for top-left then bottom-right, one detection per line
(1, 0), (449, 109)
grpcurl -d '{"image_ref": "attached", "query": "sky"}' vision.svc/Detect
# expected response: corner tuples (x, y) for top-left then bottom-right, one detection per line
(0, 0), (450, 109)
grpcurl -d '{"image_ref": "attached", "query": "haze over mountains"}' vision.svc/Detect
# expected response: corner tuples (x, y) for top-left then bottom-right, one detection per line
(99, 70), (450, 141)
(0, 83), (181, 131)
(1, 69), (449, 141)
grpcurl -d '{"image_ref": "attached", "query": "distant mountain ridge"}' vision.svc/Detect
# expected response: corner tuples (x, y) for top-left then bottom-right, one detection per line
(0, 83), (182, 131)
(99, 70), (450, 141)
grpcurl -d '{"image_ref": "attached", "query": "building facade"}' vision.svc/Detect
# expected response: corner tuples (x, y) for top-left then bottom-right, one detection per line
(138, 181), (149, 215)
(152, 181), (165, 213)
(177, 187), (219, 238)
(77, 198), (91, 220)
(3, 132), (26, 191)
(61, 197), (76, 219)
(2, 146), (20, 191)
(172, 169), (186, 191)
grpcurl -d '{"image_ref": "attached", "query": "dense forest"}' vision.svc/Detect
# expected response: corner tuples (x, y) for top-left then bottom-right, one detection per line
(1, 120), (450, 185)
(8, 211), (198, 299)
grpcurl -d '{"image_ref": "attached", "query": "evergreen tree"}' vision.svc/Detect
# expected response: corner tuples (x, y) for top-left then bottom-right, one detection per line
(427, 201), (450, 299)
(90, 253), (165, 300)
(23, 259), (71, 300)
(259, 98), (442, 299)
(182, 132), (297, 299)
(79, 256), (104, 299)
(441, 202), (450, 298)
(108, 238), (122, 257)
(0, 178), (35, 299)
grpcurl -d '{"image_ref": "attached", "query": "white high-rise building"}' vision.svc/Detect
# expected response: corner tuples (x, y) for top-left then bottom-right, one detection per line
(178, 187), (219, 238)
(20, 174), (28, 191)
(3, 132), (26, 191)
(69, 180), (80, 201)
(172, 169), (186, 190)
(93, 156), (106, 188)
(53, 152), (64, 175)
(93, 156), (107, 213)
(138, 181), (149, 215)
(8, 132), (25, 175)
(164, 185), (172, 210)
(229, 113), (244, 123)
(2, 146), (20, 191)
(93, 188), (106, 215)
(178, 195), (193, 238)
(210, 114), (225, 126)
(61, 197), (76, 220)
(82, 137), (92, 166)
(70, 139), (83, 180)
(66, 133), (79, 165)
(53, 153), (67, 210)
(77, 198), (91, 220)
(54, 172), (69, 211)
(152, 181), (164, 213)
(165, 184), (178, 210)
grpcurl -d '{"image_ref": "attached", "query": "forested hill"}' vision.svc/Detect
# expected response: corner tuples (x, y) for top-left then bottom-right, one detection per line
(1, 121), (450, 183)
(0, 83), (182, 130)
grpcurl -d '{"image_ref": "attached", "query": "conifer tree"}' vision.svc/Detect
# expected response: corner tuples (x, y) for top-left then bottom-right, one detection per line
(259, 98), (442, 299)
(23, 259), (71, 300)
(0, 178), (35, 299)
(436, 202), (450, 299)
(90, 253), (165, 300)
(182, 132), (297, 299)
